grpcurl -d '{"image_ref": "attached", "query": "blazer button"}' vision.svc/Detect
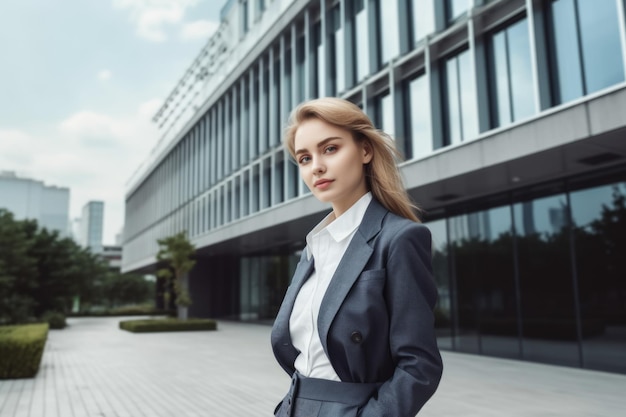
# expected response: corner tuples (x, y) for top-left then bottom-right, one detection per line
(350, 331), (363, 344)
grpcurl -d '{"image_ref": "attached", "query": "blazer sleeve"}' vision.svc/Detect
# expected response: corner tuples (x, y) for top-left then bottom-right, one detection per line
(358, 223), (443, 417)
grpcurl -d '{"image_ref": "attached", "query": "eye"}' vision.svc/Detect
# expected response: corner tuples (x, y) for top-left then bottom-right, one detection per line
(298, 155), (311, 165)
(324, 145), (338, 154)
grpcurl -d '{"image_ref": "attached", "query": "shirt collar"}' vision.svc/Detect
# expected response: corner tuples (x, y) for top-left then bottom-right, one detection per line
(305, 192), (372, 259)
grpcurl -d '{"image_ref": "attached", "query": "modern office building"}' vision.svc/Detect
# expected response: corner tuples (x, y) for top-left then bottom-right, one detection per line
(0, 171), (71, 236)
(123, 0), (626, 374)
(79, 201), (104, 254)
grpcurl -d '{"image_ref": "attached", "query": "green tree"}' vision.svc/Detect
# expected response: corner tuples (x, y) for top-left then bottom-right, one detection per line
(156, 231), (196, 320)
(0, 210), (38, 323)
(0, 208), (112, 322)
(102, 272), (154, 308)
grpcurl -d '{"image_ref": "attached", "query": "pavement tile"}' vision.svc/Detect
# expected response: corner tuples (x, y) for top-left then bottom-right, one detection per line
(1, 317), (625, 417)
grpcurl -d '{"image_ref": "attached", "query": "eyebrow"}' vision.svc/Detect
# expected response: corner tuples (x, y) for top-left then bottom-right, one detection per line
(294, 136), (343, 156)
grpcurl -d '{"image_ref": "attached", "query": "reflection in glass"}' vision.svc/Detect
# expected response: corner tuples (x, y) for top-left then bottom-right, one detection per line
(241, 254), (299, 321)
(548, 0), (624, 104)
(488, 18), (535, 127)
(408, 74), (432, 159)
(449, 207), (518, 358)
(379, 0), (399, 64)
(426, 219), (453, 349)
(549, 0), (584, 103)
(513, 195), (579, 367)
(576, 0), (624, 94)
(412, 0), (435, 44)
(570, 183), (626, 374)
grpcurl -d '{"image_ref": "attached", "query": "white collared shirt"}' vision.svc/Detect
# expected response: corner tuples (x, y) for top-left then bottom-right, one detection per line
(289, 192), (373, 380)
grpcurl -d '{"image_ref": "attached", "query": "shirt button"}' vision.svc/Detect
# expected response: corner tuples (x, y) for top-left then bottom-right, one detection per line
(350, 331), (363, 344)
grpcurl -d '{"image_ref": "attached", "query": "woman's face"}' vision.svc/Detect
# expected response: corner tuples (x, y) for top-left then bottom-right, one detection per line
(293, 117), (372, 216)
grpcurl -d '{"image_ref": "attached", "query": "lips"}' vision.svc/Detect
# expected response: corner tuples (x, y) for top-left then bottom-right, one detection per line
(314, 179), (334, 189)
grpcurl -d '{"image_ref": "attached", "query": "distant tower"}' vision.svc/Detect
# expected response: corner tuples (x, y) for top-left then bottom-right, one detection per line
(79, 201), (104, 253)
(0, 171), (70, 236)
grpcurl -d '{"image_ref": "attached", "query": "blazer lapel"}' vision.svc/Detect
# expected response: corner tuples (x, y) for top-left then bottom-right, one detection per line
(317, 199), (388, 354)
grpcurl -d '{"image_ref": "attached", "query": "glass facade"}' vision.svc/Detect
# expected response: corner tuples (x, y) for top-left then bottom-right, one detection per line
(125, 0), (626, 374)
(427, 175), (626, 374)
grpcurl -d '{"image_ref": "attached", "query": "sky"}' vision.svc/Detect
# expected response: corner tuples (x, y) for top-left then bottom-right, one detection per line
(0, 0), (226, 244)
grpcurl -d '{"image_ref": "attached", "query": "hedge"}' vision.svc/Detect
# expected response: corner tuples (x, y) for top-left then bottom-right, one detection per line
(119, 318), (218, 333)
(0, 323), (49, 379)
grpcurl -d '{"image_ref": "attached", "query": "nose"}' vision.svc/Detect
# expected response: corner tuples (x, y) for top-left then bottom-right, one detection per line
(311, 157), (325, 174)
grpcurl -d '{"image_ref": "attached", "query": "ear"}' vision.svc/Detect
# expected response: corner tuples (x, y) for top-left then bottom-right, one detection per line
(361, 142), (373, 164)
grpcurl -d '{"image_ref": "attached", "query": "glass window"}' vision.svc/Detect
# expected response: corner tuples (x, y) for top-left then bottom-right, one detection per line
(284, 47), (293, 118)
(374, 92), (395, 138)
(233, 176), (241, 221)
(241, 0), (249, 35)
(488, 18), (535, 128)
(273, 55), (282, 146)
(449, 206), (518, 358)
(548, 0), (624, 105)
(312, 21), (324, 98)
(353, 0), (370, 83)
(331, 5), (345, 94)
(242, 171), (250, 217)
(443, 49), (478, 146)
(274, 156), (284, 205)
(252, 165), (260, 213)
(240, 79), (249, 166)
(570, 182), (626, 374)
(286, 158), (298, 200)
(262, 160), (271, 210)
(379, 0), (399, 65)
(261, 65), (270, 153)
(425, 218), (453, 349)
(447, 0), (469, 22)
(513, 194), (579, 367)
(296, 35), (306, 103)
(250, 70), (259, 159)
(412, 0), (435, 45)
(407, 74), (432, 159)
(225, 182), (232, 224)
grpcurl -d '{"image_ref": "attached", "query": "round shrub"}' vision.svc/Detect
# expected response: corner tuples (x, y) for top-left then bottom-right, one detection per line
(42, 311), (67, 329)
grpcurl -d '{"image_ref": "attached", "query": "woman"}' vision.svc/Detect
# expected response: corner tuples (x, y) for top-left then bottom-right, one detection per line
(271, 97), (442, 417)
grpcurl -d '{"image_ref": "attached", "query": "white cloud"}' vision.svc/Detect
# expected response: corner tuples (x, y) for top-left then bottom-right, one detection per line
(0, 101), (161, 244)
(98, 69), (112, 80)
(112, 0), (201, 42)
(180, 19), (218, 41)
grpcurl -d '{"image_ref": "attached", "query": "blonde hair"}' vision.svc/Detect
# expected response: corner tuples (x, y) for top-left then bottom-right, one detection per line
(284, 97), (421, 222)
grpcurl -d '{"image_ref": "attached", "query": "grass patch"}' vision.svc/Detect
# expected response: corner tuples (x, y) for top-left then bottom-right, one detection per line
(0, 323), (49, 379)
(119, 318), (217, 333)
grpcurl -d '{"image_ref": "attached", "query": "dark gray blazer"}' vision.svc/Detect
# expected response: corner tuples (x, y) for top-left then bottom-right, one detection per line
(271, 199), (443, 417)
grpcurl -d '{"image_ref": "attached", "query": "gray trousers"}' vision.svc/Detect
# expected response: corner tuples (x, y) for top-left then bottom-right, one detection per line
(274, 373), (381, 417)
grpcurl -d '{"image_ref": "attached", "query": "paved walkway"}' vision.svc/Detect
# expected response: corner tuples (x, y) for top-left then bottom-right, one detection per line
(1, 317), (625, 416)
